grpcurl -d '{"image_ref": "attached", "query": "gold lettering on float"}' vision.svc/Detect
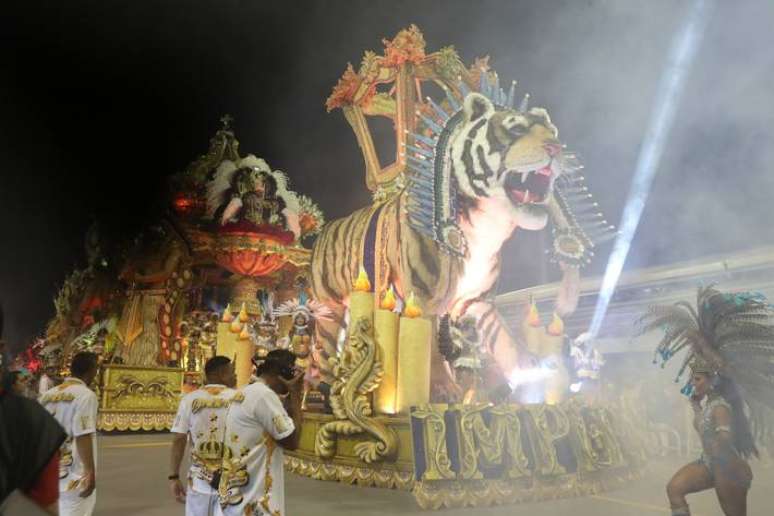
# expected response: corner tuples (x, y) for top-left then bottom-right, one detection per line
(522, 404), (571, 476)
(456, 404), (531, 480)
(566, 400), (625, 473)
(411, 404), (455, 481)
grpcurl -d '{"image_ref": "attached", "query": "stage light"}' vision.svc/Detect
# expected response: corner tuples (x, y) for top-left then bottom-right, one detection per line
(507, 365), (555, 389)
(589, 0), (715, 337)
(569, 382), (582, 393)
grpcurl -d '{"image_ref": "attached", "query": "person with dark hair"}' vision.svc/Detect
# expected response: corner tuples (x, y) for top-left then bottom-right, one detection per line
(169, 356), (236, 516)
(218, 349), (303, 515)
(639, 287), (774, 516)
(3, 370), (29, 397)
(1, 306), (67, 515)
(40, 352), (99, 516)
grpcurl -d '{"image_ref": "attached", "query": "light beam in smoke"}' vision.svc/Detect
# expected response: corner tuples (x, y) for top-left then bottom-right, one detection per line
(588, 0), (715, 337)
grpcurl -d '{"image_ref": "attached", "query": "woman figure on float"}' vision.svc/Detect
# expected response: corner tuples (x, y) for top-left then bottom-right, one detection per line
(638, 286), (774, 516)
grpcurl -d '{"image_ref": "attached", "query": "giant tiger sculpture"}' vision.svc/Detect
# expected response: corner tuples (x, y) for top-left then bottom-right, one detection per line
(310, 27), (612, 393)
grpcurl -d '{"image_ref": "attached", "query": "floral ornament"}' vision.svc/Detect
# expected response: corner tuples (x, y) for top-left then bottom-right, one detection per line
(296, 195), (325, 237)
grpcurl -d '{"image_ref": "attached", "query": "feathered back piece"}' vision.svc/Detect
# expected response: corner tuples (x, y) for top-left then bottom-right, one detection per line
(206, 155), (301, 219)
(257, 291), (276, 326)
(637, 285), (774, 410)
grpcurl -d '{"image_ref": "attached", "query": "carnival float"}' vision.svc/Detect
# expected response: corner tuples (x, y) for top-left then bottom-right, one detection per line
(39, 114), (325, 431)
(36, 25), (652, 510)
(284, 26), (647, 509)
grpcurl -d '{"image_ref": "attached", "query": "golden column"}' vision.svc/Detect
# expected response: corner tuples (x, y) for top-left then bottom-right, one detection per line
(216, 303), (255, 388)
(396, 293), (432, 413)
(234, 303), (256, 388)
(521, 301), (569, 404)
(374, 287), (399, 414)
(544, 312), (568, 405)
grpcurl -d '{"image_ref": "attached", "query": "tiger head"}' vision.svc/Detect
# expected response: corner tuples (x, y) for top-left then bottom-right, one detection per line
(449, 93), (563, 231)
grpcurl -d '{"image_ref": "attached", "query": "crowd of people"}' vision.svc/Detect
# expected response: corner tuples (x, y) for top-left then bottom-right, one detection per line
(169, 350), (303, 516)
(3, 285), (773, 516)
(1, 303), (304, 516)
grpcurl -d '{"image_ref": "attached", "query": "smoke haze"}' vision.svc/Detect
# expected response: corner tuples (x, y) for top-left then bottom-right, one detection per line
(1, 0), (772, 346)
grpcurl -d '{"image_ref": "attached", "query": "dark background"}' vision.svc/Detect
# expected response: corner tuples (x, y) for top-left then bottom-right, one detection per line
(1, 0), (772, 348)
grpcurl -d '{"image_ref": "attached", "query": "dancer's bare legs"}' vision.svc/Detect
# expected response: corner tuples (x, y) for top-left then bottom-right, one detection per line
(666, 462), (713, 515)
(714, 461), (752, 516)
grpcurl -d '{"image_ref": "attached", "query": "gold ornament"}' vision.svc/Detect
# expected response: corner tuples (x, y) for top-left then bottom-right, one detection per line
(314, 317), (398, 463)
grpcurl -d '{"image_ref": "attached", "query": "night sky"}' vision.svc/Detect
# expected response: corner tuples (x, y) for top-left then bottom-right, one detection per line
(2, 0), (773, 347)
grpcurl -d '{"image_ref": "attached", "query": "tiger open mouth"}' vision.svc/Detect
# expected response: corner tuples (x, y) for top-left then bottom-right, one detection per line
(504, 164), (553, 205)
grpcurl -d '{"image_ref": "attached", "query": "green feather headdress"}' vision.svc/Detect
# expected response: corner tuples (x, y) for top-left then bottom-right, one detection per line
(637, 285), (774, 410)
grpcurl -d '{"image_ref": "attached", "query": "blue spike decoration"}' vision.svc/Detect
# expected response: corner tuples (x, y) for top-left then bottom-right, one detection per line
(413, 133), (438, 147)
(406, 144), (434, 159)
(407, 182), (433, 195)
(519, 94), (530, 112)
(457, 79), (471, 98)
(406, 155), (434, 173)
(426, 97), (451, 122)
(444, 87), (461, 111)
(408, 214), (434, 229)
(404, 96), (473, 256)
(407, 194), (434, 211)
(479, 70), (489, 98)
(417, 113), (444, 135)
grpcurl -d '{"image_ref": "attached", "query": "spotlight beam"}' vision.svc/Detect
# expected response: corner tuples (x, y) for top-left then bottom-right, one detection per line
(589, 0), (714, 337)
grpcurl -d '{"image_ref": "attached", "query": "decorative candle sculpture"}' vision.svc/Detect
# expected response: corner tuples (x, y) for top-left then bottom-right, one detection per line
(396, 293), (432, 413)
(217, 321), (238, 363)
(521, 304), (569, 404)
(374, 286), (399, 414)
(235, 330), (256, 388)
(523, 300), (543, 355)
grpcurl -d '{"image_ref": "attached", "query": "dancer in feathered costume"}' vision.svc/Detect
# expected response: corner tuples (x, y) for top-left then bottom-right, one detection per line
(207, 155), (302, 238)
(638, 286), (774, 516)
(274, 294), (333, 409)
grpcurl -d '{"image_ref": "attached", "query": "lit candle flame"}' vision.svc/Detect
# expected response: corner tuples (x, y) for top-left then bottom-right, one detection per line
(353, 266), (371, 292)
(238, 302), (249, 322)
(547, 312), (564, 336)
(239, 325), (251, 341)
(403, 292), (423, 318)
(527, 301), (541, 327)
(380, 286), (397, 311)
(222, 303), (234, 323)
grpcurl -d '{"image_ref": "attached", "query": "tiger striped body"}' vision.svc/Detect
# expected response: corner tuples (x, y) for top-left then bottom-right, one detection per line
(311, 193), (460, 315)
(311, 92), (570, 389)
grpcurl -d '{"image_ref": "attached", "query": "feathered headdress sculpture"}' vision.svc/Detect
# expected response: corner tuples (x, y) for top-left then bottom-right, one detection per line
(274, 294), (334, 324)
(637, 285), (774, 410)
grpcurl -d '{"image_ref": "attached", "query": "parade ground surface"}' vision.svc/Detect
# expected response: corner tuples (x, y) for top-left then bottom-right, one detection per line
(98, 434), (773, 516)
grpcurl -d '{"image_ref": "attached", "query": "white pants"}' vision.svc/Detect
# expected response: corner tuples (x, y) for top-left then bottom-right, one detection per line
(186, 489), (222, 516)
(59, 491), (96, 516)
